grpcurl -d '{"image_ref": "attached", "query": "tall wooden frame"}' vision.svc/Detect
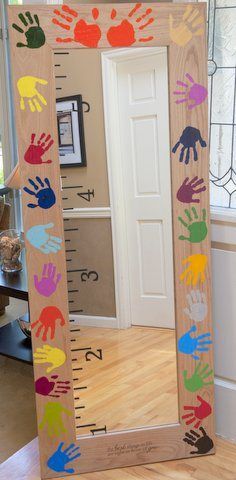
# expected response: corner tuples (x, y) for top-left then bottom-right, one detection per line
(8, 3), (215, 479)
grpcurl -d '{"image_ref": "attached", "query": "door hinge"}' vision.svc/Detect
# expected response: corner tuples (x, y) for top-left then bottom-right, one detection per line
(0, 27), (8, 40)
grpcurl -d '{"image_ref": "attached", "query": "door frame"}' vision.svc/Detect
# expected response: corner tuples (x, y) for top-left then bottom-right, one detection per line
(102, 47), (167, 329)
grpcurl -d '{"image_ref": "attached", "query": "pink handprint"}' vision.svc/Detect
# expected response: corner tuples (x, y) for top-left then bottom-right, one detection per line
(173, 73), (207, 110)
(34, 263), (61, 297)
(31, 306), (65, 341)
(177, 177), (206, 204)
(35, 375), (70, 398)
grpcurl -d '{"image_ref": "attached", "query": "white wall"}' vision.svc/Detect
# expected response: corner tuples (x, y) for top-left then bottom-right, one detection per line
(211, 214), (236, 441)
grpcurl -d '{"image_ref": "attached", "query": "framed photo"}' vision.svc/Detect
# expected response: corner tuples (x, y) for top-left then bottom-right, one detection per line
(56, 95), (87, 167)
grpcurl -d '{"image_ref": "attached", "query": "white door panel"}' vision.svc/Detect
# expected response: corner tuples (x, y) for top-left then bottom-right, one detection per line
(117, 50), (175, 328)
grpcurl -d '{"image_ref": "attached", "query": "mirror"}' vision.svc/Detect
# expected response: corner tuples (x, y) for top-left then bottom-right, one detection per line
(54, 47), (179, 435)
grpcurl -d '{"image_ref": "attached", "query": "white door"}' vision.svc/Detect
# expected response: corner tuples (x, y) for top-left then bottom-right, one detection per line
(116, 49), (175, 328)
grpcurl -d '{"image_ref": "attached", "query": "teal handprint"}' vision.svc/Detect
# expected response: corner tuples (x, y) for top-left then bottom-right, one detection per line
(178, 207), (207, 243)
(39, 401), (72, 437)
(26, 223), (62, 254)
(183, 362), (214, 392)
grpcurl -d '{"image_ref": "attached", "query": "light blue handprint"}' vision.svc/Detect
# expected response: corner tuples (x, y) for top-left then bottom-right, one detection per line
(178, 325), (212, 360)
(26, 223), (62, 254)
(47, 442), (81, 474)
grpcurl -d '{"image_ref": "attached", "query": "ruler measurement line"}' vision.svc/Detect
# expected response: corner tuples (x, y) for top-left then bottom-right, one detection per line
(70, 310), (83, 313)
(64, 228), (79, 232)
(62, 185), (83, 189)
(71, 347), (91, 352)
(76, 424), (96, 429)
(73, 367), (83, 371)
(68, 289), (78, 293)
(75, 406), (85, 409)
(74, 386), (87, 390)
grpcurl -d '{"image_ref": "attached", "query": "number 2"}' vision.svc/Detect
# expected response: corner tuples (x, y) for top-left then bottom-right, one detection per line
(85, 349), (103, 361)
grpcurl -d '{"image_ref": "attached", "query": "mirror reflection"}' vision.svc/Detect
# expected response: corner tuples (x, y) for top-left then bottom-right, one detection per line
(55, 48), (179, 435)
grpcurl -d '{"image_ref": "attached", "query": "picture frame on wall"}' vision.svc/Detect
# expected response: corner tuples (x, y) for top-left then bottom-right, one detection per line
(56, 94), (87, 167)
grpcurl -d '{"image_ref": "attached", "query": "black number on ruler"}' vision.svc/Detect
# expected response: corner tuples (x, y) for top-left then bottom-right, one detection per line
(81, 270), (99, 282)
(77, 188), (94, 202)
(90, 425), (107, 435)
(85, 349), (103, 361)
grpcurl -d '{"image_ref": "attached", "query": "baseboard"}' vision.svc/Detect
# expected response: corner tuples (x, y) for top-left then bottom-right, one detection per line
(69, 314), (117, 328)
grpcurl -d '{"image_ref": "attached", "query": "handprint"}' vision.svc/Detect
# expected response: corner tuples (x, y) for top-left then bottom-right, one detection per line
(26, 223), (62, 254)
(173, 73), (207, 110)
(172, 127), (207, 164)
(52, 5), (101, 47)
(33, 344), (66, 373)
(17, 76), (47, 113)
(178, 208), (208, 243)
(35, 375), (70, 398)
(183, 363), (214, 392)
(23, 177), (56, 209)
(178, 325), (212, 360)
(169, 5), (204, 47)
(180, 254), (207, 286)
(34, 263), (61, 297)
(31, 306), (65, 341)
(182, 395), (212, 428)
(12, 11), (45, 49)
(47, 443), (81, 474)
(24, 133), (53, 165)
(39, 401), (72, 437)
(183, 427), (214, 455)
(177, 176), (206, 204)
(183, 290), (207, 323)
(107, 4), (154, 47)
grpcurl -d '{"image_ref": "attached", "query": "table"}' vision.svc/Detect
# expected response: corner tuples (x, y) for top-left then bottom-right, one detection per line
(0, 256), (32, 364)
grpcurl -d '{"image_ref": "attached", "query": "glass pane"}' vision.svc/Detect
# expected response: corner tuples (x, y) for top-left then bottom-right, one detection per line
(214, 8), (236, 68)
(211, 68), (235, 124)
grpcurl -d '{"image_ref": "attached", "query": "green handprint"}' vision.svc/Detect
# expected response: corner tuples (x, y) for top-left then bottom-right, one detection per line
(178, 207), (207, 243)
(12, 12), (45, 49)
(39, 401), (72, 437)
(183, 363), (214, 392)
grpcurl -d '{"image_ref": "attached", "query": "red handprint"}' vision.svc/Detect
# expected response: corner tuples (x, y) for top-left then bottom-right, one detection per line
(31, 306), (65, 341)
(107, 4), (154, 47)
(24, 133), (54, 165)
(52, 5), (101, 47)
(182, 395), (212, 429)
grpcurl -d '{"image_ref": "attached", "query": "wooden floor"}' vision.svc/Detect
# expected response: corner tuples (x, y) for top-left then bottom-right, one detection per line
(1, 436), (236, 480)
(71, 326), (179, 435)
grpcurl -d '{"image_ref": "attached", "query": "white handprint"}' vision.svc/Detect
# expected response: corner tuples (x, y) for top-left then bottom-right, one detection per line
(183, 290), (207, 323)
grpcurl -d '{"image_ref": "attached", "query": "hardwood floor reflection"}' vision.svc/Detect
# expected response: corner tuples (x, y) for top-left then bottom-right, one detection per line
(71, 326), (179, 435)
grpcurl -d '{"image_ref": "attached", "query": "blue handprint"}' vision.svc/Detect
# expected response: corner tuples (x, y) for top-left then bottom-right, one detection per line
(47, 442), (81, 474)
(178, 325), (212, 360)
(23, 176), (56, 209)
(26, 223), (62, 254)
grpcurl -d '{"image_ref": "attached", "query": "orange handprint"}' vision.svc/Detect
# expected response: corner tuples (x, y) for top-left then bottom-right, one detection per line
(52, 5), (101, 47)
(31, 306), (65, 341)
(107, 4), (154, 47)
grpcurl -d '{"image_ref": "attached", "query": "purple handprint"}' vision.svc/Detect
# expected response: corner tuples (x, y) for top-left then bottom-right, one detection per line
(173, 73), (207, 110)
(177, 177), (206, 204)
(35, 375), (70, 398)
(34, 263), (61, 297)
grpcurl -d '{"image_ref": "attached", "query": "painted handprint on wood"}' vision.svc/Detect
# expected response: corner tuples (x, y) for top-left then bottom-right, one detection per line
(39, 401), (72, 437)
(183, 290), (207, 323)
(26, 223), (62, 254)
(34, 263), (61, 297)
(173, 73), (207, 110)
(17, 76), (48, 112)
(177, 177), (206, 204)
(23, 176), (56, 209)
(180, 254), (207, 286)
(183, 363), (214, 392)
(178, 208), (208, 243)
(33, 345), (66, 373)
(52, 5), (101, 47)
(107, 4), (154, 47)
(178, 325), (212, 360)
(47, 443), (81, 474)
(183, 427), (214, 455)
(182, 395), (212, 428)
(169, 5), (204, 47)
(31, 306), (65, 341)
(24, 134), (53, 165)
(172, 127), (207, 165)
(35, 375), (70, 398)
(12, 11), (45, 49)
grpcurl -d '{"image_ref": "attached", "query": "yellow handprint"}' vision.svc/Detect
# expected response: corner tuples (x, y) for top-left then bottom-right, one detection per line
(169, 5), (204, 47)
(17, 75), (48, 112)
(180, 254), (207, 286)
(33, 344), (66, 373)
